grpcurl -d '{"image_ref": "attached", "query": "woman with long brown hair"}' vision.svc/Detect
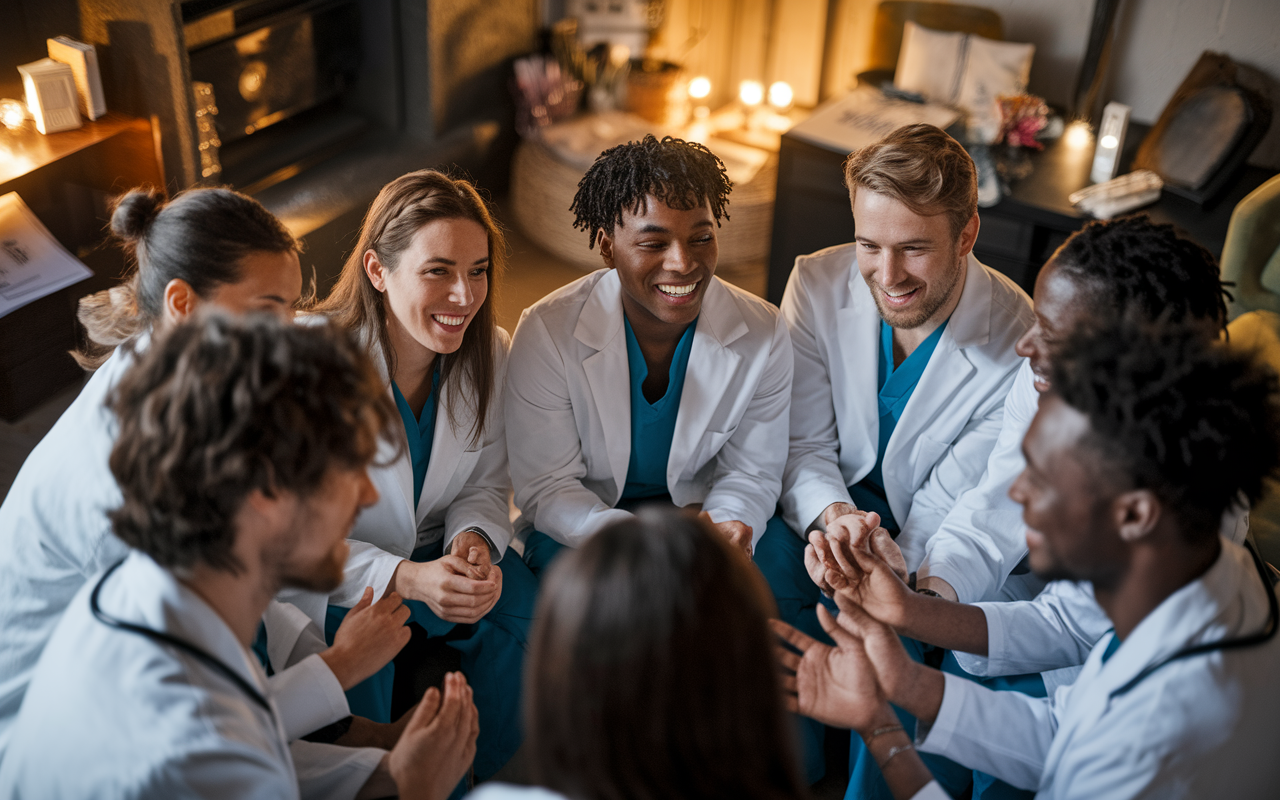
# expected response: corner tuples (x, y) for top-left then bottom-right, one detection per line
(469, 509), (810, 800)
(307, 169), (536, 784)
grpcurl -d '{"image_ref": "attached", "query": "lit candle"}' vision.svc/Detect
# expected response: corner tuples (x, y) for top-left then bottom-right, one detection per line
(1, 98), (27, 131)
(739, 81), (764, 107)
(689, 76), (711, 100)
(1064, 121), (1092, 150)
(768, 81), (793, 110)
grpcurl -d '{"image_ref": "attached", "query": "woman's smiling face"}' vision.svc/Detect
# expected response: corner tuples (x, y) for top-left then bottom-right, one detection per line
(369, 217), (490, 357)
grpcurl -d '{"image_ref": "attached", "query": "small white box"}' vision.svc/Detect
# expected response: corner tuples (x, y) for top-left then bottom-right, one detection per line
(1090, 102), (1131, 185)
(18, 58), (82, 134)
(47, 36), (107, 121)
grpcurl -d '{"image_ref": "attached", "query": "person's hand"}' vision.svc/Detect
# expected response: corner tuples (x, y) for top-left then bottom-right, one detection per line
(699, 512), (753, 559)
(387, 672), (479, 800)
(822, 502), (862, 529)
(806, 511), (878, 593)
(832, 597), (946, 723)
(823, 525), (915, 630)
(773, 605), (897, 734)
(449, 531), (493, 580)
(321, 586), (412, 690)
(396, 556), (503, 624)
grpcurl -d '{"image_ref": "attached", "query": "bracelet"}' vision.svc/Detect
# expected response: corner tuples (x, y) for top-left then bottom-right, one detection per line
(916, 587), (943, 598)
(867, 724), (905, 742)
(878, 742), (915, 769)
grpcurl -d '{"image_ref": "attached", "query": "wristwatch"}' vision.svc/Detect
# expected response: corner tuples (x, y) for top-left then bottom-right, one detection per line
(908, 571), (943, 598)
(459, 526), (498, 558)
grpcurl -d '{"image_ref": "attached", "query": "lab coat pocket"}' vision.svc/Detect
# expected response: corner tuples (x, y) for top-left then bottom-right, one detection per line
(909, 436), (951, 490)
(687, 425), (738, 477)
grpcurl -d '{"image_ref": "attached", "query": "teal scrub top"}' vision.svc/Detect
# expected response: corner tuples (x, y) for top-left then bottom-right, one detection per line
(848, 318), (950, 532)
(1101, 631), (1123, 663)
(621, 317), (698, 500)
(392, 366), (440, 509)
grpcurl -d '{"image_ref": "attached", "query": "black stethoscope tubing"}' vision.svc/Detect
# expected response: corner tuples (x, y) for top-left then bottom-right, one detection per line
(89, 559), (275, 717)
(1110, 539), (1279, 698)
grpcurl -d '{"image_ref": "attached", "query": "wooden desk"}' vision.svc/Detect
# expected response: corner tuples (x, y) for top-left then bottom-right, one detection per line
(0, 114), (163, 420)
(766, 124), (1277, 303)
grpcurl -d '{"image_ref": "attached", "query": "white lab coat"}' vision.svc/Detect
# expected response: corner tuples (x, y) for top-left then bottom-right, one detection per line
(0, 552), (385, 800)
(506, 269), (793, 548)
(282, 324), (515, 627)
(779, 245), (1034, 554)
(467, 785), (567, 800)
(0, 340), (134, 756)
(916, 360), (1252, 604)
(915, 538), (1280, 799)
(914, 359), (1040, 603)
(0, 336), (355, 771)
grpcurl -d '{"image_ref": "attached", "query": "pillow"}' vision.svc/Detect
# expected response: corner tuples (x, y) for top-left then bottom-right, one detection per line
(893, 21), (1035, 144)
(894, 22), (967, 105)
(960, 36), (1035, 143)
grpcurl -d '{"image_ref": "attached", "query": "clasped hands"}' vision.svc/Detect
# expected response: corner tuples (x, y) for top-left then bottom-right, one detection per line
(393, 531), (503, 624)
(773, 507), (942, 736)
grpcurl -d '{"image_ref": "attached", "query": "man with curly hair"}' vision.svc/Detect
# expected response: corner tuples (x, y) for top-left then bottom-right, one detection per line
(0, 314), (480, 800)
(779, 318), (1280, 799)
(506, 134), (792, 574)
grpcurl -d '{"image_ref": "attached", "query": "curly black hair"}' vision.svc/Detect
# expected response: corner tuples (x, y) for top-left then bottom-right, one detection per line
(1051, 215), (1230, 331)
(570, 134), (733, 250)
(1051, 315), (1280, 542)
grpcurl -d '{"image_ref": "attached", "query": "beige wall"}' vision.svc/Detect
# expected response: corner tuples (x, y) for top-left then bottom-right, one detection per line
(822, 0), (1279, 167)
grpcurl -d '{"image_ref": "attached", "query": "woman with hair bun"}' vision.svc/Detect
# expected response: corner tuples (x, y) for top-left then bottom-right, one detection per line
(305, 168), (537, 787)
(74, 186), (302, 368)
(0, 187), (406, 781)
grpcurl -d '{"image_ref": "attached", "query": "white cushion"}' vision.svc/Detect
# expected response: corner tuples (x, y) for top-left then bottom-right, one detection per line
(893, 21), (1035, 144)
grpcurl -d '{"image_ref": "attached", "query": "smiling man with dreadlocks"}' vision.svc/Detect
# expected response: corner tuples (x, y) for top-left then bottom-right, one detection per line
(505, 134), (793, 577)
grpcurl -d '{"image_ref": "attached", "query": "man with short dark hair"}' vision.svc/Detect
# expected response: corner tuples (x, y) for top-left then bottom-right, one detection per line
(506, 134), (792, 572)
(0, 314), (479, 800)
(778, 319), (1280, 799)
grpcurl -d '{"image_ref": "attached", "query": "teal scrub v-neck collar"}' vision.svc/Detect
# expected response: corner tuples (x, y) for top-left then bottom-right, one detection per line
(849, 317), (951, 532)
(391, 365), (441, 510)
(621, 316), (697, 499)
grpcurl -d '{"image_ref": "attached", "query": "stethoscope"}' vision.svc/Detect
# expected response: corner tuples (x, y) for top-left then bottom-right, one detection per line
(1110, 539), (1279, 698)
(90, 559), (274, 717)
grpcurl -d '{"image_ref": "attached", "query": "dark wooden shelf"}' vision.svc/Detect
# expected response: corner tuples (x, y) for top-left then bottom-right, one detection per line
(0, 113), (163, 192)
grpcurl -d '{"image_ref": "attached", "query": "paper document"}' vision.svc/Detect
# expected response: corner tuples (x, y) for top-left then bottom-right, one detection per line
(787, 86), (960, 155)
(0, 192), (93, 318)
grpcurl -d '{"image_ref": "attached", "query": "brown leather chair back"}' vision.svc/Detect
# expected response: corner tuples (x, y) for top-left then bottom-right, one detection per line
(868, 1), (1004, 73)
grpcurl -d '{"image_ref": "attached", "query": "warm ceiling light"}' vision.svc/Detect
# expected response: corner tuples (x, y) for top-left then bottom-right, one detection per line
(768, 81), (793, 108)
(689, 76), (711, 100)
(739, 80), (764, 106)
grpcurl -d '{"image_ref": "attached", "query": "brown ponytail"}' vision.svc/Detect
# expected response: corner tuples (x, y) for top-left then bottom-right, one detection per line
(73, 186), (298, 370)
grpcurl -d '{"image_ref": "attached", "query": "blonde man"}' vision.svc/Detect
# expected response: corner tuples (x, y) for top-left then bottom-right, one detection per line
(757, 124), (1033, 794)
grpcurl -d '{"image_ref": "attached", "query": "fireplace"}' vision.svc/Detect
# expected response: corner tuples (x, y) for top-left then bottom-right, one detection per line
(69, 0), (537, 291)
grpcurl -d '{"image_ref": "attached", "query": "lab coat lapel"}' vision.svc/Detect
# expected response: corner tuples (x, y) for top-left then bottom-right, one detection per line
(883, 256), (988, 490)
(417, 376), (471, 524)
(837, 269), (881, 476)
(669, 278), (744, 482)
(380, 389), (419, 525)
(575, 271), (632, 499)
